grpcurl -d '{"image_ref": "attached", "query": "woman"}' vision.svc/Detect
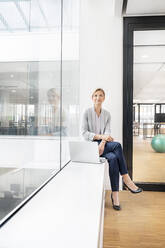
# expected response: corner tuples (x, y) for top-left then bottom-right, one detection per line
(46, 88), (67, 136)
(81, 88), (142, 211)
(38, 88), (67, 136)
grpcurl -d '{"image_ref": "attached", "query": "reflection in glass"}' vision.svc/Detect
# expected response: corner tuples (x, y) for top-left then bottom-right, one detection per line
(0, 60), (62, 224)
(0, 61), (62, 137)
(46, 88), (67, 136)
(0, 0), (62, 226)
(0, 0), (80, 226)
(0, 167), (54, 221)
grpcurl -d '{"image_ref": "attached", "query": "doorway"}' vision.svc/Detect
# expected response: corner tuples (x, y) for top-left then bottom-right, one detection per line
(123, 16), (165, 191)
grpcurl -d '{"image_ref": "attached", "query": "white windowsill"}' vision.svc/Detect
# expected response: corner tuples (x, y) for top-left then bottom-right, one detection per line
(0, 161), (105, 248)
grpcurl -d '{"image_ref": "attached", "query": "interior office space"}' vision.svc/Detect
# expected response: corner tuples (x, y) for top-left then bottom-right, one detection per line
(0, 0), (165, 247)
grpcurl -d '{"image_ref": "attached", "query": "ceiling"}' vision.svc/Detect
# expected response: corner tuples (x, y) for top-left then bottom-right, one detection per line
(125, 0), (165, 16)
(0, 0), (79, 33)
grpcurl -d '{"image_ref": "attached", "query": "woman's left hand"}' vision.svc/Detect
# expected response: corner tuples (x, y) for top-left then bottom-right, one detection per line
(98, 141), (106, 156)
(102, 135), (114, 142)
(107, 136), (114, 142)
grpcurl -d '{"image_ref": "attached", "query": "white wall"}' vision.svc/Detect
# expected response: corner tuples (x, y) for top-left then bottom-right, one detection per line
(80, 0), (123, 143)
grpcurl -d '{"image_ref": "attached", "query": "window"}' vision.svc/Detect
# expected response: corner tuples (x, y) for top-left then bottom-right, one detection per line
(0, 0), (79, 226)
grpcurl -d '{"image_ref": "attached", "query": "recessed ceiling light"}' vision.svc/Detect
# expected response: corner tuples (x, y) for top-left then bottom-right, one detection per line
(141, 55), (148, 58)
(11, 89), (16, 93)
(10, 74), (14, 78)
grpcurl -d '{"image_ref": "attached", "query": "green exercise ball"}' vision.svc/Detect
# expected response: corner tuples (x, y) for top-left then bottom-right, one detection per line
(151, 134), (165, 153)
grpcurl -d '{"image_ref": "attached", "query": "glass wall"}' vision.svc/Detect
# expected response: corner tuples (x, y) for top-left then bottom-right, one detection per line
(0, 61), (62, 136)
(61, 0), (80, 167)
(0, 0), (79, 226)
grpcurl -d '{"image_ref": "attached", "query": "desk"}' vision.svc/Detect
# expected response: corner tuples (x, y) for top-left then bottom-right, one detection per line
(143, 122), (165, 139)
(0, 162), (106, 248)
(0, 127), (27, 135)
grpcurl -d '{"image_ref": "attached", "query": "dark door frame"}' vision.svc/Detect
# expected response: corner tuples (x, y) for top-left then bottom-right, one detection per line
(123, 16), (165, 191)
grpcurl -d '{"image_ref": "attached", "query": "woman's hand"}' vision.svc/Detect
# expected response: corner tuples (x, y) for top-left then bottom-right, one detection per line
(101, 135), (114, 142)
(93, 134), (114, 142)
(98, 140), (106, 156)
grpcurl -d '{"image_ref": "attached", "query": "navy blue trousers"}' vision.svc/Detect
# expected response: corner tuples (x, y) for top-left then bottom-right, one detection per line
(97, 141), (128, 191)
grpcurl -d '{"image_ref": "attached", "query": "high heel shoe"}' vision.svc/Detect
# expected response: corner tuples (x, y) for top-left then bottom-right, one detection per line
(111, 193), (121, 211)
(123, 182), (143, 194)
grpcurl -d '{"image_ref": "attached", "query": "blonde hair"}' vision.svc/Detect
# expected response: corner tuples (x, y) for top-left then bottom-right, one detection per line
(47, 88), (59, 98)
(92, 88), (105, 98)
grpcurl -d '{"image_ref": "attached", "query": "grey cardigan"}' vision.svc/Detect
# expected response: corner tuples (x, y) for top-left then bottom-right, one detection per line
(81, 107), (111, 141)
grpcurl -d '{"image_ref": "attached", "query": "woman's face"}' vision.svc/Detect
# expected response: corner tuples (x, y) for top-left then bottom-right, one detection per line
(92, 90), (105, 106)
(47, 91), (59, 106)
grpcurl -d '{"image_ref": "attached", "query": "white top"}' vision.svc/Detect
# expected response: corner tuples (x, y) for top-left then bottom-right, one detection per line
(81, 107), (111, 141)
(95, 112), (101, 135)
(0, 162), (105, 248)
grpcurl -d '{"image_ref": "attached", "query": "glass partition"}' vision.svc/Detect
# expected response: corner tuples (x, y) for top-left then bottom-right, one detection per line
(61, 0), (80, 167)
(0, 61), (62, 137)
(0, 0), (79, 226)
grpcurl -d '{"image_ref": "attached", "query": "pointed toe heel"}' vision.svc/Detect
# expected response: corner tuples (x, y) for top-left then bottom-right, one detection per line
(123, 183), (143, 194)
(111, 193), (121, 211)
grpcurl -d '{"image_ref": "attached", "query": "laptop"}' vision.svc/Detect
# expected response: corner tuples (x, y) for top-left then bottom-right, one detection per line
(69, 141), (106, 164)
